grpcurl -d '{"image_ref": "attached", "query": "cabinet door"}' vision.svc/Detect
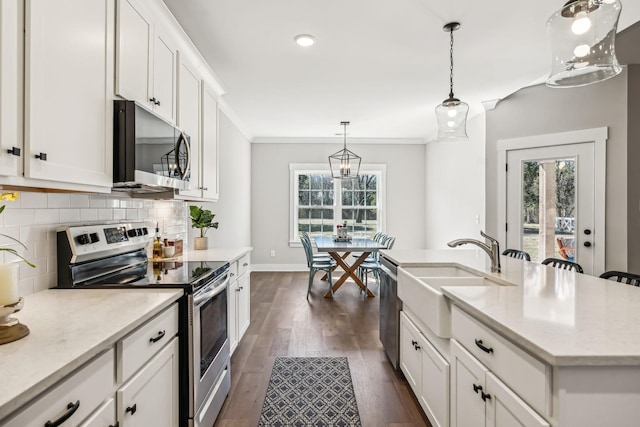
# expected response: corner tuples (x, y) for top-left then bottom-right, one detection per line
(177, 56), (201, 198)
(115, 0), (152, 108)
(79, 398), (117, 427)
(419, 333), (450, 427)
(237, 272), (251, 340)
(25, 0), (113, 187)
(450, 339), (487, 427)
(399, 312), (421, 392)
(0, 0), (23, 177)
(201, 83), (219, 201)
(152, 26), (177, 124)
(117, 337), (179, 427)
(228, 277), (238, 354)
(485, 373), (550, 427)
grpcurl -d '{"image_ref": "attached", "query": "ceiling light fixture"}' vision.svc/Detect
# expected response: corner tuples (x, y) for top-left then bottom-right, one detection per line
(328, 121), (361, 180)
(435, 22), (469, 142)
(546, 0), (622, 88)
(294, 34), (316, 47)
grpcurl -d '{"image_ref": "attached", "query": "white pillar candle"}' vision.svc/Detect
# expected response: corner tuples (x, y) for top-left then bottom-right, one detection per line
(0, 263), (19, 306)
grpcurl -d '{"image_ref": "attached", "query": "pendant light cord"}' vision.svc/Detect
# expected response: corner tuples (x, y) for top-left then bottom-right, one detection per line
(449, 29), (455, 99)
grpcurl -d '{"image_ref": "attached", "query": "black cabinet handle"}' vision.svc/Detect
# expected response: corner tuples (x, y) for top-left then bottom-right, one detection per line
(149, 97), (157, 104)
(235, 287), (241, 292)
(149, 330), (166, 343)
(473, 384), (483, 394)
(475, 339), (494, 354)
(243, 263), (248, 267)
(584, 229), (592, 235)
(154, 99), (161, 106)
(481, 391), (492, 402)
(35, 152), (47, 161)
(44, 400), (80, 427)
(126, 404), (137, 415)
(109, 423), (120, 427)
(584, 241), (592, 247)
(7, 147), (20, 156)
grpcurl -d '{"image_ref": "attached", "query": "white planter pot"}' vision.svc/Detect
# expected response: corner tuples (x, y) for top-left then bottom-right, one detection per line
(194, 237), (208, 251)
(0, 263), (19, 306)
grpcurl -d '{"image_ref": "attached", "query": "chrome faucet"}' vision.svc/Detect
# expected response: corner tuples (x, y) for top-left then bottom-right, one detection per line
(447, 231), (501, 273)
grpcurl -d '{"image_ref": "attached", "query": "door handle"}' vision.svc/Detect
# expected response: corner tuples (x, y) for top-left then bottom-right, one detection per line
(7, 147), (20, 156)
(584, 229), (592, 235)
(35, 152), (47, 161)
(475, 339), (494, 354)
(44, 401), (80, 427)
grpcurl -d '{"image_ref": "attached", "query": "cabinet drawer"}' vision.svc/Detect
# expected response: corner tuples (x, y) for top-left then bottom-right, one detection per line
(451, 306), (550, 416)
(79, 397), (116, 427)
(237, 253), (250, 277)
(118, 303), (179, 382)
(5, 350), (115, 427)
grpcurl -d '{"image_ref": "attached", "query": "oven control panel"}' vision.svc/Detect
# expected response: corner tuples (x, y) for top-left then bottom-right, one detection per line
(58, 223), (153, 261)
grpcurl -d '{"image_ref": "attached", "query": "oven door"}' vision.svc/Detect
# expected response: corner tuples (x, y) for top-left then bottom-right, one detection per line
(191, 273), (230, 415)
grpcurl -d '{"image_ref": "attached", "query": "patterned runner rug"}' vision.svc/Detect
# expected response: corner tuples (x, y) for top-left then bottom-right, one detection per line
(258, 356), (362, 426)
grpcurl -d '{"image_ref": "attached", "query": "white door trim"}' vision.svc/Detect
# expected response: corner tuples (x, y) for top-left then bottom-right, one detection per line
(497, 127), (607, 274)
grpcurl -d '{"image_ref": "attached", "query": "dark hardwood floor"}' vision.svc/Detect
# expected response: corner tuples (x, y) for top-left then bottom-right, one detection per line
(214, 271), (431, 427)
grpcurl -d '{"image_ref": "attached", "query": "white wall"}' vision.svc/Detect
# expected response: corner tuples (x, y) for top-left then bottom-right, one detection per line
(186, 111), (252, 248)
(0, 192), (186, 297)
(425, 113), (486, 248)
(251, 143), (426, 270)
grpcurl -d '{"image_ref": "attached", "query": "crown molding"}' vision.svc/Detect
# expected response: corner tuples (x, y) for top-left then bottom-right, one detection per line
(251, 136), (427, 145)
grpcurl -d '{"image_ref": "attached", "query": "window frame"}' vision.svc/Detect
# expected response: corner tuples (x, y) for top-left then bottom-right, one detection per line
(289, 163), (387, 246)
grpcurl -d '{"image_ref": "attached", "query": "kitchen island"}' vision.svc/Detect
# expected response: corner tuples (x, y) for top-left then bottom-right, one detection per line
(382, 248), (640, 427)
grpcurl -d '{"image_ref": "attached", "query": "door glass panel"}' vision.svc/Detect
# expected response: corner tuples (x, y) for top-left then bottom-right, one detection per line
(521, 158), (576, 263)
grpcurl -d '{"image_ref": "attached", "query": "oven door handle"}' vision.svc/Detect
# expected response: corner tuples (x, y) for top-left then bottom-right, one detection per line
(194, 275), (230, 308)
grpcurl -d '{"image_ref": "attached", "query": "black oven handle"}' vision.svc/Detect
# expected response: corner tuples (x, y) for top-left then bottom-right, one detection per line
(194, 274), (230, 308)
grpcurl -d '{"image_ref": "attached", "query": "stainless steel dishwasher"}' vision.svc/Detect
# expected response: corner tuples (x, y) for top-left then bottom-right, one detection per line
(379, 255), (402, 369)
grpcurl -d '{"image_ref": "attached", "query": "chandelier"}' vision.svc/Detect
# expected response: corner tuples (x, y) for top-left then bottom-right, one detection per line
(328, 121), (361, 179)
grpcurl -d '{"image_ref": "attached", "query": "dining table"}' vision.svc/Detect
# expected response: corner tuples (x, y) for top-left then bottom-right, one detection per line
(313, 236), (387, 297)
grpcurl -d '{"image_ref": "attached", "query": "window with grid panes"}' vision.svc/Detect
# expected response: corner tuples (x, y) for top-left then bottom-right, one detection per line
(290, 164), (385, 244)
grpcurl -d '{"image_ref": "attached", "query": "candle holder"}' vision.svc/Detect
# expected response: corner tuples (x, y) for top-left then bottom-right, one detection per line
(0, 297), (29, 345)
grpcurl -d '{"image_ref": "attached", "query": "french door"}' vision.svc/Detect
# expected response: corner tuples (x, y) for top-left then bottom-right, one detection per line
(499, 128), (607, 276)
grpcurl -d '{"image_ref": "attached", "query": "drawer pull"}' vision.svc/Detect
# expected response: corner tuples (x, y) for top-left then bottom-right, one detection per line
(481, 391), (492, 402)
(7, 147), (20, 156)
(44, 400), (80, 427)
(149, 330), (166, 343)
(243, 263), (248, 267)
(35, 152), (47, 161)
(109, 423), (120, 427)
(475, 339), (494, 354)
(411, 340), (421, 350)
(473, 384), (483, 394)
(236, 287), (241, 292)
(126, 404), (137, 415)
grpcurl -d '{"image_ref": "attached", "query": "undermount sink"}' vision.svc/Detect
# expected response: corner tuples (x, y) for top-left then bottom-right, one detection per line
(397, 266), (506, 338)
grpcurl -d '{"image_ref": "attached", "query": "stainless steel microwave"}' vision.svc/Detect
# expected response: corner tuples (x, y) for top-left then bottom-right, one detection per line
(113, 100), (191, 193)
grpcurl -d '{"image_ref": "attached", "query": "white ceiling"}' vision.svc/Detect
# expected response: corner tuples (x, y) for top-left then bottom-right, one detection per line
(162, 0), (640, 142)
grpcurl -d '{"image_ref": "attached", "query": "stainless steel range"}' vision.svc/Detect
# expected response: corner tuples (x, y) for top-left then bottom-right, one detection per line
(56, 223), (231, 427)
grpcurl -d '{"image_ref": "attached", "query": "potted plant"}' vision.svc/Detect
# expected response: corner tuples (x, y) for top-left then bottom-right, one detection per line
(189, 205), (218, 250)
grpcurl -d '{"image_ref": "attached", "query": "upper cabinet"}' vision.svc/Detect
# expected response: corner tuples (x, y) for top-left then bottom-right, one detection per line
(201, 83), (220, 201)
(176, 57), (201, 199)
(0, 0), (23, 178)
(116, 0), (177, 124)
(23, 0), (114, 189)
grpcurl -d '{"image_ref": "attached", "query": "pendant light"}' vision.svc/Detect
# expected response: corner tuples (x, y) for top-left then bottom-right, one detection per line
(328, 121), (361, 179)
(546, 0), (622, 88)
(435, 22), (469, 142)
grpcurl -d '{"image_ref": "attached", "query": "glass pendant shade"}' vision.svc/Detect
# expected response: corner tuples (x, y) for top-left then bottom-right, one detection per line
(546, 0), (622, 88)
(329, 122), (361, 179)
(435, 96), (469, 142)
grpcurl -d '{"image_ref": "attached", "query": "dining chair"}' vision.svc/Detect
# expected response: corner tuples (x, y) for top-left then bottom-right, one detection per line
(502, 249), (531, 261)
(301, 231), (331, 262)
(359, 236), (396, 295)
(599, 271), (640, 287)
(301, 234), (336, 300)
(541, 257), (584, 273)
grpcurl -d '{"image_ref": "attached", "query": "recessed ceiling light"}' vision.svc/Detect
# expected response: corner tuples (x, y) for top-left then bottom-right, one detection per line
(294, 34), (316, 47)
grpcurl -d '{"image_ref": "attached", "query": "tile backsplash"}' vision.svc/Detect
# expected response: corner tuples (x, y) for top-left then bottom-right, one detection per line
(0, 191), (187, 297)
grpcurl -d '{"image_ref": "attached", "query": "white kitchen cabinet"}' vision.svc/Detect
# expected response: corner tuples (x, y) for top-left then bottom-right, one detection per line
(116, 0), (177, 124)
(24, 0), (113, 189)
(0, 0), (23, 177)
(199, 82), (220, 201)
(3, 350), (115, 427)
(399, 311), (449, 427)
(117, 337), (179, 427)
(79, 398), (117, 427)
(450, 339), (550, 427)
(176, 56), (202, 199)
(229, 252), (251, 355)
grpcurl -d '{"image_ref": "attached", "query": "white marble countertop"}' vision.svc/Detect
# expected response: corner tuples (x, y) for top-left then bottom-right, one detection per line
(382, 248), (640, 367)
(0, 288), (183, 420)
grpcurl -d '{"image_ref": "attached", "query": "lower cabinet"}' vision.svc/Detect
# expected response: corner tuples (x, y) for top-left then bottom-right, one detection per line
(450, 339), (550, 427)
(3, 302), (180, 427)
(400, 311), (449, 427)
(117, 337), (179, 427)
(229, 252), (251, 355)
